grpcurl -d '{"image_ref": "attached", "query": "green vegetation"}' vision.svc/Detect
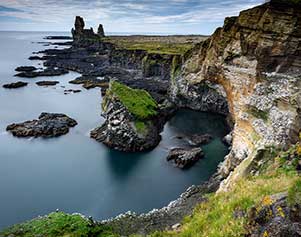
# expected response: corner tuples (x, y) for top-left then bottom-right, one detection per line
(103, 38), (193, 55)
(108, 81), (158, 120)
(247, 106), (269, 121)
(0, 212), (117, 237)
(134, 120), (148, 134)
(288, 179), (301, 207)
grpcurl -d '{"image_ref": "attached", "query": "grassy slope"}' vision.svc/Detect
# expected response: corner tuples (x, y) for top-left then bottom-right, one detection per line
(144, 142), (301, 237)
(107, 81), (158, 120)
(0, 212), (117, 237)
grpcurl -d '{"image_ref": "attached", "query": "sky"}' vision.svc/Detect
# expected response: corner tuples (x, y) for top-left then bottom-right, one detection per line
(0, 0), (264, 34)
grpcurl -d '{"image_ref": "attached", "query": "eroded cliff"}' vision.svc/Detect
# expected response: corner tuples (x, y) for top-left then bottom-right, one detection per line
(171, 0), (301, 191)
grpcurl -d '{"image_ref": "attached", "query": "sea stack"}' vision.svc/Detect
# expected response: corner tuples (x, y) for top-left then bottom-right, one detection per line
(97, 24), (105, 37)
(71, 16), (104, 43)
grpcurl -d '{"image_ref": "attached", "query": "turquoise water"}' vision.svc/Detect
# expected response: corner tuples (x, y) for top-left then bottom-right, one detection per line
(0, 31), (229, 230)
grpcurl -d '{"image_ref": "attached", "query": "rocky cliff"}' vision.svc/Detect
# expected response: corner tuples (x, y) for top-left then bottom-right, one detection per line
(171, 0), (301, 191)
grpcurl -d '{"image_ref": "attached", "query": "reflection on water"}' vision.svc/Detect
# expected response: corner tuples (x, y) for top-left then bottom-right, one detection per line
(0, 31), (229, 230)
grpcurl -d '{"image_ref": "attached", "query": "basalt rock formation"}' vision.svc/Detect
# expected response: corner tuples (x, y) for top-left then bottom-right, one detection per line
(171, 0), (301, 191)
(71, 16), (103, 44)
(6, 113), (77, 138)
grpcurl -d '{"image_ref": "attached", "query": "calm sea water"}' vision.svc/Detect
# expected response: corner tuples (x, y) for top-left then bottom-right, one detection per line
(0, 31), (229, 230)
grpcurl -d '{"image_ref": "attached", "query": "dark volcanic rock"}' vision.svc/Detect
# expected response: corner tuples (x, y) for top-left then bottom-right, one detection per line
(246, 193), (301, 237)
(187, 134), (213, 146)
(97, 24), (105, 37)
(15, 68), (68, 78)
(6, 112), (77, 138)
(3, 81), (28, 89)
(64, 89), (81, 94)
(69, 76), (109, 89)
(28, 56), (45, 61)
(15, 66), (37, 72)
(167, 147), (204, 169)
(36, 81), (59, 86)
(71, 16), (100, 44)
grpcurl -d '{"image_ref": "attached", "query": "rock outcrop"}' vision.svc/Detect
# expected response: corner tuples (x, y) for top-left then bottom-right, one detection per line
(90, 81), (169, 152)
(15, 66), (37, 72)
(167, 147), (204, 169)
(171, 0), (301, 191)
(6, 113), (77, 138)
(97, 24), (105, 37)
(71, 16), (103, 44)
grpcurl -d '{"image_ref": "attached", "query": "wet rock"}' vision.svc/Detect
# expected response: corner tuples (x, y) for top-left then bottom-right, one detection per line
(222, 133), (233, 146)
(3, 81), (28, 89)
(15, 66), (37, 72)
(15, 68), (68, 78)
(64, 89), (81, 94)
(167, 147), (204, 169)
(69, 76), (109, 89)
(6, 112), (77, 138)
(187, 134), (213, 146)
(28, 56), (44, 60)
(36, 81), (59, 86)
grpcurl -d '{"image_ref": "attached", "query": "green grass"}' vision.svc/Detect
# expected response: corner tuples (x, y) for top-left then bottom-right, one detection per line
(103, 39), (193, 55)
(288, 179), (301, 207)
(134, 120), (147, 134)
(107, 81), (158, 120)
(0, 212), (117, 237)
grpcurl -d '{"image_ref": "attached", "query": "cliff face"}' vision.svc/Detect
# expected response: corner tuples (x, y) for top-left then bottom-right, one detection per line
(171, 1), (301, 190)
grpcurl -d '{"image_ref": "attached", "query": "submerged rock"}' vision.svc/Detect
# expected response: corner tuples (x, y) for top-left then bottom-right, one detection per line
(69, 76), (109, 89)
(36, 81), (59, 86)
(187, 134), (213, 146)
(3, 81), (28, 89)
(15, 66), (37, 72)
(6, 112), (77, 138)
(15, 68), (68, 78)
(167, 147), (204, 169)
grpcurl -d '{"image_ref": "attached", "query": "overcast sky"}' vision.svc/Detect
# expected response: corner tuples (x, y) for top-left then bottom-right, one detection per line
(0, 0), (264, 34)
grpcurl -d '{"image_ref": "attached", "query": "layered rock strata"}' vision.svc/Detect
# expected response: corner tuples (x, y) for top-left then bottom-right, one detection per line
(171, 0), (301, 191)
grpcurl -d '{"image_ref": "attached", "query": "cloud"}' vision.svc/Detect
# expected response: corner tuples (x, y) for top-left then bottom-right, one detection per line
(0, 0), (264, 34)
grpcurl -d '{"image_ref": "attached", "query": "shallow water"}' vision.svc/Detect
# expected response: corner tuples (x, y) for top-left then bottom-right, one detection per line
(0, 31), (229, 230)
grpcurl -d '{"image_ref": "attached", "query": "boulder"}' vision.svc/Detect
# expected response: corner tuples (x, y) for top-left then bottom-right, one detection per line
(6, 112), (77, 138)
(167, 147), (204, 169)
(187, 134), (213, 146)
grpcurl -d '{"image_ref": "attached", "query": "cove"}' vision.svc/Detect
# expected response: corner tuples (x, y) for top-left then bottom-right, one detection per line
(0, 31), (229, 230)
